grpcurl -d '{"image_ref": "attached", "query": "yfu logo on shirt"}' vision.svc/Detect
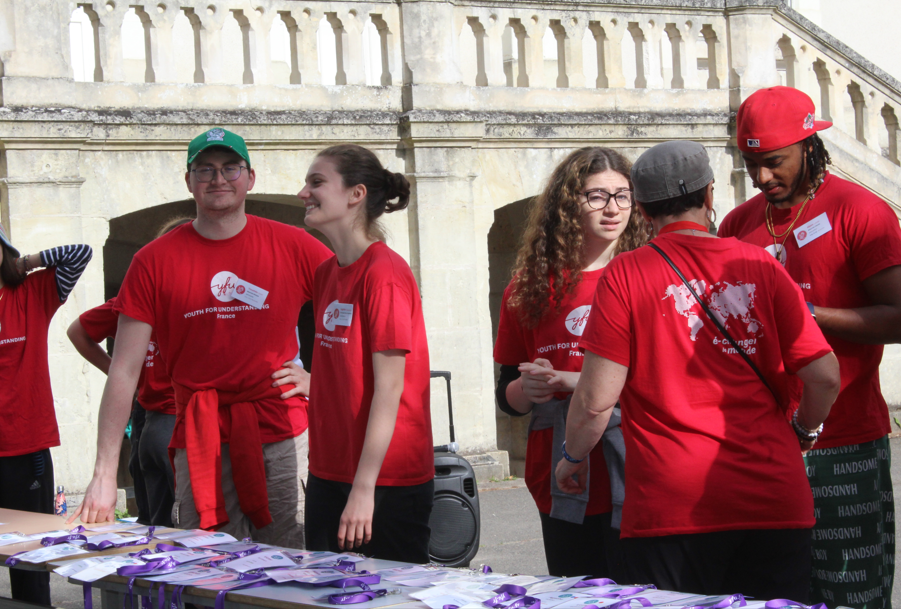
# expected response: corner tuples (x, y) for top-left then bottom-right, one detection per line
(323, 300), (354, 331)
(209, 271), (269, 309)
(565, 305), (591, 336)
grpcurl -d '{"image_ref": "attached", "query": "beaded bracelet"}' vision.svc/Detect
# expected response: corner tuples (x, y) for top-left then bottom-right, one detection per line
(561, 441), (584, 464)
(791, 409), (823, 442)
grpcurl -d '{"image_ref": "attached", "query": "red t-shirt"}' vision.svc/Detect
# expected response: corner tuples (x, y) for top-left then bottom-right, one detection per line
(581, 234), (833, 538)
(0, 270), (62, 457)
(79, 298), (176, 415)
(493, 269), (612, 515)
(308, 241), (433, 486)
(115, 215), (332, 447)
(719, 173), (901, 449)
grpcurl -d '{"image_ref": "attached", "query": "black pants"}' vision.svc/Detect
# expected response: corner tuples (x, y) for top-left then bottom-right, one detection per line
(540, 511), (625, 580)
(129, 405), (151, 525)
(0, 450), (53, 604)
(305, 473), (434, 563)
(621, 528), (812, 601)
(139, 411), (176, 527)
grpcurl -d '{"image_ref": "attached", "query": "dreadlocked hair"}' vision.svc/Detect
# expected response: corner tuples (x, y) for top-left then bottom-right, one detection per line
(804, 133), (831, 197)
(507, 147), (646, 329)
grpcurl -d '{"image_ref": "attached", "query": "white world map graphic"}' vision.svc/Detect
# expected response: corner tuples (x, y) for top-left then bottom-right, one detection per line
(662, 280), (761, 341)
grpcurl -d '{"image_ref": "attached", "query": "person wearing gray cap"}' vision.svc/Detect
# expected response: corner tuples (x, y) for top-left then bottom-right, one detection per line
(0, 223), (92, 604)
(554, 140), (840, 599)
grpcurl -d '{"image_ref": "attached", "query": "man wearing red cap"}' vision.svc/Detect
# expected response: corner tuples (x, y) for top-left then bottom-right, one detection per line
(720, 86), (901, 608)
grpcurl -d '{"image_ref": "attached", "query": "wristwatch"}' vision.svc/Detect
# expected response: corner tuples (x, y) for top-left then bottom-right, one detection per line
(806, 302), (816, 320)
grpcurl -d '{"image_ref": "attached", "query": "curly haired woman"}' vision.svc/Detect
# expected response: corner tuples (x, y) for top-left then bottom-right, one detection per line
(494, 147), (645, 578)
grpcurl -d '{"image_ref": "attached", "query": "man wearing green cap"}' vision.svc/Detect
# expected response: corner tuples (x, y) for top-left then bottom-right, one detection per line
(72, 128), (332, 548)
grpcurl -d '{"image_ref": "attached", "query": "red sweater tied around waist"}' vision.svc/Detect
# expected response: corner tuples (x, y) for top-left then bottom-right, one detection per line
(171, 379), (294, 531)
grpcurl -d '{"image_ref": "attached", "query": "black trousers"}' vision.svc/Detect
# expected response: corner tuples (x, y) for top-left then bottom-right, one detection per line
(0, 450), (53, 604)
(128, 405), (151, 525)
(539, 511), (625, 580)
(138, 411), (176, 527)
(621, 528), (812, 602)
(305, 473), (434, 564)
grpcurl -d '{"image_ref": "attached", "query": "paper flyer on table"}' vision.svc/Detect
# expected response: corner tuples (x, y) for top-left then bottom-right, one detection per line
(0, 533), (28, 547)
(221, 549), (296, 572)
(299, 552), (364, 566)
(24, 529), (72, 541)
(86, 522), (139, 533)
(389, 571), (455, 587)
(154, 529), (207, 540)
(411, 581), (496, 601)
(144, 566), (223, 583)
(143, 549), (221, 566)
(492, 575), (549, 587)
(198, 541), (259, 554)
(16, 543), (89, 563)
(527, 576), (587, 595)
(176, 531), (238, 548)
(182, 571), (241, 586)
(624, 590), (703, 605)
(552, 595), (625, 608)
(73, 557), (146, 582)
(266, 567), (349, 584)
(376, 566), (429, 581)
(420, 592), (491, 609)
(531, 592), (603, 609)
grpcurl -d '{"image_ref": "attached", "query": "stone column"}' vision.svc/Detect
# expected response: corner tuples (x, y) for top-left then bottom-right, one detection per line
(402, 117), (499, 460)
(724, 5), (780, 102)
(399, 0), (462, 85)
(601, 17), (627, 88)
(562, 16), (588, 89)
(484, 13), (507, 87)
(88, 0), (128, 83)
(184, 4), (227, 84)
(138, 1), (180, 83)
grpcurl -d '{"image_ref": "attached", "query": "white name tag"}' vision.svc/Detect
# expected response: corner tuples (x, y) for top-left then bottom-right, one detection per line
(232, 278), (269, 309)
(323, 300), (354, 331)
(794, 212), (832, 248)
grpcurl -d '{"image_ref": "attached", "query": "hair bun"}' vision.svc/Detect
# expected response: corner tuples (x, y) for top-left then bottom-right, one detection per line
(384, 170), (411, 212)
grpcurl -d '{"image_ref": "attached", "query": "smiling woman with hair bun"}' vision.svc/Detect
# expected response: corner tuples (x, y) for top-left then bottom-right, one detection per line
(294, 144), (434, 562)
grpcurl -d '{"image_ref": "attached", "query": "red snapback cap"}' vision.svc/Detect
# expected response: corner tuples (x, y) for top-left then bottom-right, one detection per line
(737, 86), (832, 153)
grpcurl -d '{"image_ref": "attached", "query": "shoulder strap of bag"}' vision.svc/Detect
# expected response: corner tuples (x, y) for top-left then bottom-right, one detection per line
(649, 242), (778, 402)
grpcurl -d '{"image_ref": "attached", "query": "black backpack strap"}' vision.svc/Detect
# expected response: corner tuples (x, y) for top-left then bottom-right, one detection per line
(649, 243), (778, 402)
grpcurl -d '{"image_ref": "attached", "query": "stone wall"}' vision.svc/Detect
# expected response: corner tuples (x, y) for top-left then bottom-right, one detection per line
(1, 0), (900, 488)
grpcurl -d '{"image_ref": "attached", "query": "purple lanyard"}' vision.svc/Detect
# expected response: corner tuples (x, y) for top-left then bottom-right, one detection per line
(481, 585), (540, 609)
(685, 594), (748, 609)
(85, 536), (151, 551)
(214, 573), (273, 609)
(329, 589), (388, 605)
(41, 526), (87, 546)
(606, 598), (654, 609)
(573, 578), (618, 589)
(764, 601), (827, 609)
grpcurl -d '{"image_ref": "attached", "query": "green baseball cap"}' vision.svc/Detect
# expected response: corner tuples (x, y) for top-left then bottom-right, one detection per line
(187, 128), (251, 169)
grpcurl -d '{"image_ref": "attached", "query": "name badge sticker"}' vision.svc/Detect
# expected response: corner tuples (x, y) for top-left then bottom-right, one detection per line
(232, 278), (269, 309)
(794, 212), (832, 248)
(323, 300), (354, 331)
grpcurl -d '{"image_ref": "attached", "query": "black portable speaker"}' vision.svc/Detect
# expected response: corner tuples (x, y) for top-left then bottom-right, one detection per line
(429, 371), (481, 568)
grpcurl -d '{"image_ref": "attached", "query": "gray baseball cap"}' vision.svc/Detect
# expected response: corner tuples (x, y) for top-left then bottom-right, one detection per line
(0, 223), (20, 258)
(631, 141), (714, 203)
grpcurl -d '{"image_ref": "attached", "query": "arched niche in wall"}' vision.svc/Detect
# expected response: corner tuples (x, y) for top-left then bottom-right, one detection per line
(487, 195), (534, 475)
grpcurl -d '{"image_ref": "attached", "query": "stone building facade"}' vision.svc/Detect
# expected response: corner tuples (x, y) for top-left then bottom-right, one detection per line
(1, 0), (899, 491)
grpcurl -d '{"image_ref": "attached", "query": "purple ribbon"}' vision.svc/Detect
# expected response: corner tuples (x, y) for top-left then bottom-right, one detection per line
(685, 594), (747, 609)
(764, 601), (827, 609)
(607, 598), (654, 609)
(573, 578), (618, 588)
(482, 585), (540, 609)
(213, 574), (272, 609)
(601, 587), (657, 599)
(84, 583), (93, 609)
(41, 526), (87, 546)
(85, 536), (151, 551)
(328, 589), (389, 605)
(4, 551), (26, 567)
(482, 565), (493, 574)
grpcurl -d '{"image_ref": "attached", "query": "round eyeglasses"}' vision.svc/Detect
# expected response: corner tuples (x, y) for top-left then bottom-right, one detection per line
(190, 165), (247, 183)
(582, 189), (633, 210)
